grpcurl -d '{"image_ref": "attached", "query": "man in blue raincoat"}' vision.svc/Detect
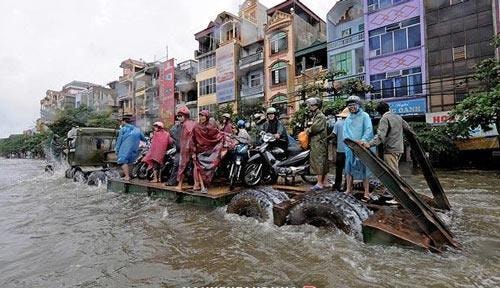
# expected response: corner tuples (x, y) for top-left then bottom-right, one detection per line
(115, 116), (145, 181)
(343, 95), (373, 200)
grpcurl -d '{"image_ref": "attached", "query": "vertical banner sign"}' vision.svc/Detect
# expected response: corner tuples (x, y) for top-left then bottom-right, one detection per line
(159, 59), (175, 127)
(216, 44), (235, 103)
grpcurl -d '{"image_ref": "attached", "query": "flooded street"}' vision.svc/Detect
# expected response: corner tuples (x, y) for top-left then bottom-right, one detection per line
(0, 158), (499, 288)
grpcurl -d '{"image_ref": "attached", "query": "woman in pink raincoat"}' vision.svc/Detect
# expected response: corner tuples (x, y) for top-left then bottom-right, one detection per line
(142, 121), (172, 183)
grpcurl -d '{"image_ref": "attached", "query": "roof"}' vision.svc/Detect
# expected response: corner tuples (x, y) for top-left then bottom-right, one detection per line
(266, 0), (324, 24)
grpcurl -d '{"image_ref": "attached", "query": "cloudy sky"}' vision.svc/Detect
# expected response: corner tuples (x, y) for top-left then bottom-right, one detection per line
(0, 0), (335, 138)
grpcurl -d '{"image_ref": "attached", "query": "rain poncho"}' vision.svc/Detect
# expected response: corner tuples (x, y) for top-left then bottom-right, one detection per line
(343, 107), (373, 180)
(176, 119), (196, 181)
(142, 129), (172, 169)
(308, 110), (328, 175)
(192, 120), (236, 185)
(116, 123), (145, 165)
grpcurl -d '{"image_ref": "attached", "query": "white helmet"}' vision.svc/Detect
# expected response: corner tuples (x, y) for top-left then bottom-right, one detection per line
(346, 95), (362, 105)
(266, 107), (277, 114)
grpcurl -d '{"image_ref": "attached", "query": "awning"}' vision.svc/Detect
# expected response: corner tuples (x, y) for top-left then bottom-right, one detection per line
(295, 41), (327, 58)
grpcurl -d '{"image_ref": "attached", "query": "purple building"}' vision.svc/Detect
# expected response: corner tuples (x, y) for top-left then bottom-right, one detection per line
(364, 0), (427, 117)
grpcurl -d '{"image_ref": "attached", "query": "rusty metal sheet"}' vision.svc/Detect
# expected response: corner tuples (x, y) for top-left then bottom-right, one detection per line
(404, 128), (451, 210)
(344, 139), (460, 250)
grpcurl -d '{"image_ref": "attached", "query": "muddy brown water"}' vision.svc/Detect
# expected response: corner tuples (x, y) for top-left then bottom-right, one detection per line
(0, 158), (499, 287)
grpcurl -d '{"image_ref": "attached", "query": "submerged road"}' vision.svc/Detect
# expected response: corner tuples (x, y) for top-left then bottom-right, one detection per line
(0, 158), (499, 287)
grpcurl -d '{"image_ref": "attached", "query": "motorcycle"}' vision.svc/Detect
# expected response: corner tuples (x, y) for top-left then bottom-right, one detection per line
(227, 141), (250, 190)
(130, 139), (151, 179)
(243, 132), (317, 187)
(133, 146), (177, 181)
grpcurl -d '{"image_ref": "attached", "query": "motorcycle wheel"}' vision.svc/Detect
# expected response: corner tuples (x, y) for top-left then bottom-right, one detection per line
(243, 162), (262, 187)
(229, 164), (238, 190)
(134, 162), (149, 180)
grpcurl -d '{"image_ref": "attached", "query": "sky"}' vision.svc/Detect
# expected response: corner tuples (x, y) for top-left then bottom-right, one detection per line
(0, 0), (336, 138)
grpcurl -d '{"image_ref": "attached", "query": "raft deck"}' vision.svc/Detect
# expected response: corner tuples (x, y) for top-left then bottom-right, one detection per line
(107, 179), (240, 207)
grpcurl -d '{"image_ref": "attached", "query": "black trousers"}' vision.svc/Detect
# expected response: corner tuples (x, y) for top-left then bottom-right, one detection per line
(334, 152), (346, 191)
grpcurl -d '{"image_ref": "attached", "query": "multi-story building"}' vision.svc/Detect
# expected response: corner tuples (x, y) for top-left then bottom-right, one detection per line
(195, 0), (268, 116)
(40, 90), (64, 124)
(425, 0), (497, 112)
(365, 0), (427, 118)
(263, 0), (326, 118)
(115, 59), (146, 116)
(75, 85), (116, 112)
(62, 81), (96, 109)
(327, 0), (365, 85)
(238, 0), (268, 115)
(175, 59), (199, 118)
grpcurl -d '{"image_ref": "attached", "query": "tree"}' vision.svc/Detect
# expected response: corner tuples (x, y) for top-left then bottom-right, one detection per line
(449, 35), (500, 137)
(87, 111), (119, 129)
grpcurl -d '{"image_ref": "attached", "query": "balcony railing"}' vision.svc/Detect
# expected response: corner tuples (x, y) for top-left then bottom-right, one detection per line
(241, 85), (264, 97)
(328, 32), (364, 50)
(239, 52), (263, 67)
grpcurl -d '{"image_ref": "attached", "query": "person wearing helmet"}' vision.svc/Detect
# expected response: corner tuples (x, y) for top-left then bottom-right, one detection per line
(175, 105), (196, 191)
(343, 95), (374, 200)
(234, 119), (251, 144)
(305, 97), (329, 190)
(262, 107), (288, 150)
(142, 121), (173, 183)
(220, 113), (233, 134)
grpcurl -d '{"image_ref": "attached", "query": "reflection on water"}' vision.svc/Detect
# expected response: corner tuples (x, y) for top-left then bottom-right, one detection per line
(0, 158), (499, 287)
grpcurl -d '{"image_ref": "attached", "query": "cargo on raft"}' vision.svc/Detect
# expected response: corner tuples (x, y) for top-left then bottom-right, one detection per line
(107, 129), (460, 253)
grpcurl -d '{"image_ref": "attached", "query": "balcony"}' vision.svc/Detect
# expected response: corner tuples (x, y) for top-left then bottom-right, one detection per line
(328, 32), (364, 50)
(194, 48), (216, 59)
(239, 52), (263, 71)
(241, 85), (264, 98)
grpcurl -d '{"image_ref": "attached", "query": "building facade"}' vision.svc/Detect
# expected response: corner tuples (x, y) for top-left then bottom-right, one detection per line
(175, 59), (199, 118)
(75, 85), (116, 112)
(115, 59), (146, 116)
(365, 0), (428, 117)
(264, 0), (326, 118)
(327, 0), (365, 83)
(425, 0), (497, 112)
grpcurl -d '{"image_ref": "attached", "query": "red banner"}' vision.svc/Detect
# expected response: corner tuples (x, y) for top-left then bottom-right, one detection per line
(159, 59), (175, 127)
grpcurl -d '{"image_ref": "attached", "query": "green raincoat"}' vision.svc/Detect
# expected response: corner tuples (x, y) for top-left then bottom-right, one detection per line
(308, 109), (328, 175)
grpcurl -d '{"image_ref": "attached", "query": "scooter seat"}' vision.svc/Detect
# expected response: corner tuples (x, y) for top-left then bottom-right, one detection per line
(287, 145), (303, 156)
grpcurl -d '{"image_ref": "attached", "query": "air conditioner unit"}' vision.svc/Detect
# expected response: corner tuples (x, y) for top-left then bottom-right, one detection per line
(358, 67), (365, 74)
(386, 70), (402, 78)
(369, 50), (380, 57)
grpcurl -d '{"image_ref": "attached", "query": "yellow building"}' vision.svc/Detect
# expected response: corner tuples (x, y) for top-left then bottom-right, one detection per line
(263, 0), (326, 118)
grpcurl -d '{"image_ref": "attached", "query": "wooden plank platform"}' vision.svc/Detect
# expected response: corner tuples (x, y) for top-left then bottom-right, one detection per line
(107, 178), (239, 207)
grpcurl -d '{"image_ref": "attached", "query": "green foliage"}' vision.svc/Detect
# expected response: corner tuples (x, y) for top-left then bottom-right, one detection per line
(47, 105), (92, 137)
(213, 104), (234, 122)
(363, 100), (378, 116)
(449, 35), (500, 138)
(238, 99), (265, 121)
(340, 78), (373, 97)
(410, 122), (459, 167)
(0, 131), (52, 158)
(323, 98), (347, 115)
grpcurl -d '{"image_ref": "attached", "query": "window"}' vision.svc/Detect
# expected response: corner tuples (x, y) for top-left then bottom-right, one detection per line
(333, 52), (352, 75)
(199, 104), (217, 115)
(368, 0), (410, 12)
(342, 28), (352, 37)
(452, 46), (466, 61)
(369, 17), (420, 57)
(249, 72), (262, 87)
(270, 32), (288, 54)
(271, 94), (288, 116)
(358, 24), (364, 32)
(199, 53), (216, 71)
(370, 67), (422, 99)
(199, 77), (216, 96)
(271, 62), (287, 85)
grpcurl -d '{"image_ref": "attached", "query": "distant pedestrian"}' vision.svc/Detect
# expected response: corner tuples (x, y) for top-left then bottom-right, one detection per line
(116, 116), (146, 181)
(343, 96), (373, 200)
(332, 107), (349, 191)
(306, 97), (329, 190)
(363, 101), (410, 175)
(142, 122), (172, 183)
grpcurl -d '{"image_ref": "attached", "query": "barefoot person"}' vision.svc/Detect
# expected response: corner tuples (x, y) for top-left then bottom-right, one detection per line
(115, 115), (145, 181)
(343, 96), (373, 200)
(306, 97), (329, 191)
(142, 122), (172, 183)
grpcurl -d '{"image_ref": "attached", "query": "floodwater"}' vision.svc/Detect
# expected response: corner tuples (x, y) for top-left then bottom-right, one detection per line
(0, 158), (499, 288)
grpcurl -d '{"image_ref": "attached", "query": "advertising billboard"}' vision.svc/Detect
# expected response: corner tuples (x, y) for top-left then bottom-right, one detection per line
(216, 44), (235, 103)
(159, 59), (175, 127)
